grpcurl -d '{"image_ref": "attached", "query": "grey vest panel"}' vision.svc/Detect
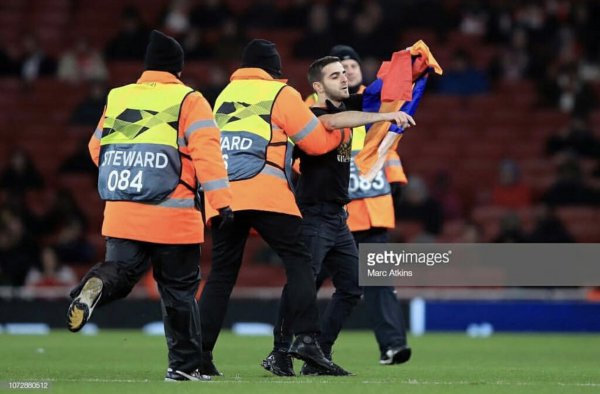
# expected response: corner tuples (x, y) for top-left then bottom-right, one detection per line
(348, 153), (391, 200)
(98, 143), (181, 201)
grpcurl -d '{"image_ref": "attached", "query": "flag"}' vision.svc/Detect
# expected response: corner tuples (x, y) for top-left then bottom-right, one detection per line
(355, 40), (443, 181)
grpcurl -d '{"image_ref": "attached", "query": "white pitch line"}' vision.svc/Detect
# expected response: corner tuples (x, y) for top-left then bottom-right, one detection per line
(37, 377), (600, 387)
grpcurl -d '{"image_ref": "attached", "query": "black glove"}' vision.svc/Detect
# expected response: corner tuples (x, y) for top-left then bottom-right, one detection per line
(217, 206), (234, 229)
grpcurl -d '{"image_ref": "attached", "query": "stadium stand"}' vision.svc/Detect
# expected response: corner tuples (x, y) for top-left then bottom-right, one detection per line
(0, 0), (599, 294)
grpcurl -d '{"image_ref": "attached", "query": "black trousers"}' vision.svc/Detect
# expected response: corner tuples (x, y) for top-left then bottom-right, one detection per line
(274, 202), (362, 356)
(70, 237), (203, 373)
(353, 228), (408, 354)
(199, 210), (320, 353)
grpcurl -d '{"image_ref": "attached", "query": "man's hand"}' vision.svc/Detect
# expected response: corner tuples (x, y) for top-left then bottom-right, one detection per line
(381, 111), (416, 129)
(217, 206), (234, 229)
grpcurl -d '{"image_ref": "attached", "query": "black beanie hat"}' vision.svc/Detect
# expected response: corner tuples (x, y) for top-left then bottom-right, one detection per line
(240, 39), (282, 77)
(330, 45), (361, 63)
(144, 30), (184, 74)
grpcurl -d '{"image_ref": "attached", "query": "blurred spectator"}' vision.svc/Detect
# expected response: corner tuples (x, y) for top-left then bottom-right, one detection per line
(483, 1), (513, 44)
(36, 188), (94, 265)
(0, 194), (39, 235)
(431, 170), (463, 220)
(104, 6), (149, 60)
(0, 209), (40, 286)
(25, 247), (77, 288)
(347, 1), (391, 58)
(202, 65), (228, 107)
(0, 149), (44, 195)
(189, 0), (233, 29)
(69, 80), (107, 126)
(213, 18), (247, 60)
(535, 62), (562, 109)
(161, 0), (192, 37)
(57, 38), (108, 84)
(459, 2), (488, 37)
(395, 176), (443, 236)
(282, 0), (310, 29)
(538, 62), (597, 116)
(488, 28), (530, 82)
(493, 212), (527, 243)
(556, 64), (597, 116)
(0, 45), (17, 76)
(59, 136), (98, 177)
(293, 3), (334, 59)
(243, 0), (282, 29)
(436, 49), (489, 95)
(38, 189), (87, 235)
(330, 0), (359, 31)
(17, 33), (56, 83)
(491, 159), (532, 209)
(528, 205), (574, 243)
(360, 56), (380, 85)
(182, 27), (213, 60)
(460, 222), (484, 243)
(51, 215), (95, 266)
(545, 115), (600, 159)
(542, 156), (599, 206)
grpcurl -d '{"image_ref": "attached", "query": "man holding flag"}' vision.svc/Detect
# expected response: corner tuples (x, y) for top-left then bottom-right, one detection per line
(263, 55), (414, 376)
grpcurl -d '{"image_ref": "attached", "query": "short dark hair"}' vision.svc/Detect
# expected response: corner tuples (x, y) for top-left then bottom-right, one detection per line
(307, 56), (341, 85)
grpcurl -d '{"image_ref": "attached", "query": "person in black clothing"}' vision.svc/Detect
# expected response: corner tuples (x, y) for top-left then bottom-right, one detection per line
(262, 56), (414, 376)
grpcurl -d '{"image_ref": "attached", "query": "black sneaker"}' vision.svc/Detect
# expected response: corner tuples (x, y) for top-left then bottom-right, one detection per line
(300, 361), (352, 376)
(164, 368), (211, 382)
(200, 351), (223, 376)
(67, 277), (103, 332)
(380, 345), (412, 365)
(261, 350), (295, 376)
(288, 335), (340, 374)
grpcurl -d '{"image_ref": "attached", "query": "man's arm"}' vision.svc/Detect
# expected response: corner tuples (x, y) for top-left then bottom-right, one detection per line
(181, 92), (232, 211)
(273, 86), (345, 155)
(88, 106), (106, 167)
(319, 110), (415, 130)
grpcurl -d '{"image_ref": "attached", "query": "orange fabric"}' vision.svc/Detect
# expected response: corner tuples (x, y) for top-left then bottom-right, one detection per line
(384, 150), (407, 183)
(347, 150), (406, 232)
(379, 51), (413, 102)
(347, 194), (395, 231)
(304, 92), (317, 107)
(205, 68), (344, 219)
(356, 101), (406, 174)
(89, 71), (231, 244)
(355, 40), (443, 176)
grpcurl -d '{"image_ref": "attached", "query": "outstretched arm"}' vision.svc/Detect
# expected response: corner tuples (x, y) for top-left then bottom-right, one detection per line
(319, 110), (415, 130)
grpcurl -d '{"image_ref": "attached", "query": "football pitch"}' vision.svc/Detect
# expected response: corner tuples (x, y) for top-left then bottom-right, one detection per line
(1, 330), (599, 393)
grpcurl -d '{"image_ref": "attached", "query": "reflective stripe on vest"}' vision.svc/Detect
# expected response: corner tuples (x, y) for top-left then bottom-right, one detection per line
(98, 82), (193, 202)
(214, 79), (286, 181)
(348, 125), (391, 199)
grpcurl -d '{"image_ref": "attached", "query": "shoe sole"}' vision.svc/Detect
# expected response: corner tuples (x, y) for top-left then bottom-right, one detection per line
(67, 277), (103, 332)
(301, 371), (352, 376)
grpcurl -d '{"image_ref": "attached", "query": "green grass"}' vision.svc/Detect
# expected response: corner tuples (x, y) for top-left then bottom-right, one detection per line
(1, 330), (599, 393)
